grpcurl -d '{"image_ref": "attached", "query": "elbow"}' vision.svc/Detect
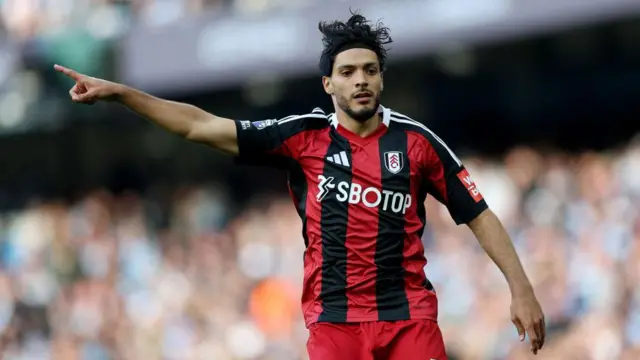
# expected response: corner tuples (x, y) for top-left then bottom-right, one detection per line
(184, 127), (202, 143)
(184, 114), (216, 143)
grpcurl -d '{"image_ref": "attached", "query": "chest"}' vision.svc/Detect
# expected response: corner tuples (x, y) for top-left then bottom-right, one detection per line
(298, 130), (423, 211)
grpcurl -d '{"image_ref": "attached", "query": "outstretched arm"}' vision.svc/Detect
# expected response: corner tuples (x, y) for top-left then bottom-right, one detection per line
(54, 64), (239, 155)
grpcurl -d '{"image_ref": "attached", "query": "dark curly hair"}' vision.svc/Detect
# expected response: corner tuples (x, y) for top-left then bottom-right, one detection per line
(318, 11), (393, 76)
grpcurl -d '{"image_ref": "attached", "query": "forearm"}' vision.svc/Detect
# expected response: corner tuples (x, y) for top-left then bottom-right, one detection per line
(468, 209), (533, 296)
(54, 64), (238, 153)
(114, 85), (214, 138)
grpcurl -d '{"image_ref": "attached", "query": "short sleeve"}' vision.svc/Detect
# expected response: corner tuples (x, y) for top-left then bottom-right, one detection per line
(233, 111), (327, 167)
(420, 132), (488, 225)
(235, 119), (293, 156)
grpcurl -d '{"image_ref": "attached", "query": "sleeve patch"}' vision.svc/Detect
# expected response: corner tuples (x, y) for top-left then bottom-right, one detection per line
(456, 168), (483, 203)
(251, 119), (278, 130)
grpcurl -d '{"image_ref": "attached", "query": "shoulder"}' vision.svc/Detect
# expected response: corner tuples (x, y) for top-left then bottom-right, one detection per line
(240, 108), (328, 129)
(387, 108), (462, 166)
(267, 108), (330, 134)
(387, 108), (439, 143)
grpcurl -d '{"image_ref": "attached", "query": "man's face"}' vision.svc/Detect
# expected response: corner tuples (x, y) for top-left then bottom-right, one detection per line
(323, 48), (383, 122)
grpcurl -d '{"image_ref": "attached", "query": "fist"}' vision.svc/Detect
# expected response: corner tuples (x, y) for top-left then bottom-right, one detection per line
(54, 64), (121, 104)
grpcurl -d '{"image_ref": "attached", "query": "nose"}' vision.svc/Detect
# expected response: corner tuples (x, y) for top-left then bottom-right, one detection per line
(354, 69), (368, 88)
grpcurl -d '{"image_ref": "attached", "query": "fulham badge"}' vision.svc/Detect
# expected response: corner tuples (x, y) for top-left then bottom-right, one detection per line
(384, 151), (404, 174)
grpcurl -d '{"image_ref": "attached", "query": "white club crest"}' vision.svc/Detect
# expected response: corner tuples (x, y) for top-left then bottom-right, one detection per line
(384, 151), (404, 174)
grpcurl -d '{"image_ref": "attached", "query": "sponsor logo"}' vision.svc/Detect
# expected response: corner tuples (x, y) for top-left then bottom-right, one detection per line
(384, 151), (404, 174)
(456, 169), (483, 202)
(316, 175), (411, 214)
(316, 175), (336, 201)
(240, 120), (251, 130)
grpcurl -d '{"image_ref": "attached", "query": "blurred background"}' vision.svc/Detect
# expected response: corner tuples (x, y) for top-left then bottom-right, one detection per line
(0, 0), (639, 359)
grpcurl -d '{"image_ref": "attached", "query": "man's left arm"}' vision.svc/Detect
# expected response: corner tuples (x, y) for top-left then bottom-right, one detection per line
(467, 209), (532, 299)
(467, 209), (545, 355)
(419, 131), (545, 354)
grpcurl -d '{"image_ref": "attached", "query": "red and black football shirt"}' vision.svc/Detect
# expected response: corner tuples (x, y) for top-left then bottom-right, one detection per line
(234, 105), (488, 327)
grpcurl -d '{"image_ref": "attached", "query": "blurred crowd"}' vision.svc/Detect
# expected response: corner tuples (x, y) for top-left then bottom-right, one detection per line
(0, 0), (330, 42)
(1, 136), (639, 360)
(0, 0), (329, 129)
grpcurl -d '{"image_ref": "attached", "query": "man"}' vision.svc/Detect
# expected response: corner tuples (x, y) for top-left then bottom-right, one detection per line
(55, 12), (545, 360)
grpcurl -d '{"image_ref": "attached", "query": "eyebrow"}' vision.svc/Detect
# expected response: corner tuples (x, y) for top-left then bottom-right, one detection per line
(336, 62), (379, 70)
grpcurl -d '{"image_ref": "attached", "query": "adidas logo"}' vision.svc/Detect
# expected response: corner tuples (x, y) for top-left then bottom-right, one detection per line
(326, 151), (350, 167)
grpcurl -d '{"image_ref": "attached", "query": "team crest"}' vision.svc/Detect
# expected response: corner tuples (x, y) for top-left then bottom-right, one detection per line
(384, 151), (404, 174)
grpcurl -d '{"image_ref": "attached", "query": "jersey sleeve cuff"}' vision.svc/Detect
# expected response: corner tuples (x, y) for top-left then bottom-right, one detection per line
(234, 120), (254, 158)
(452, 200), (489, 225)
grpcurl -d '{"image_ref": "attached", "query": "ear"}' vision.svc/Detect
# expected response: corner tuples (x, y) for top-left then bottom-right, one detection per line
(322, 76), (333, 95)
(380, 73), (384, 92)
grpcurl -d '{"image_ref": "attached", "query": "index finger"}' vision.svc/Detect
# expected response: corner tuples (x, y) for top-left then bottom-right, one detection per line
(54, 64), (83, 81)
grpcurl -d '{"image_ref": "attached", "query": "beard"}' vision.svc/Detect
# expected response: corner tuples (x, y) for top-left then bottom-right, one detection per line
(336, 93), (381, 123)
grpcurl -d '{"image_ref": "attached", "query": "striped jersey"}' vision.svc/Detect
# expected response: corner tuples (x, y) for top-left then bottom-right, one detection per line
(234, 105), (488, 327)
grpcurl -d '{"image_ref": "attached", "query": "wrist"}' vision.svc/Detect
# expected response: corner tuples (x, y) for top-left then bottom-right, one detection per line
(510, 281), (534, 298)
(112, 83), (128, 101)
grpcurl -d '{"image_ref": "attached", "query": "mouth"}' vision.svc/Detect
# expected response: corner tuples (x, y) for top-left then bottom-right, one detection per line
(353, 92), (373, 104)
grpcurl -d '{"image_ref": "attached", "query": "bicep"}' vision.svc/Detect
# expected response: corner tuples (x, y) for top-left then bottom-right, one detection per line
(186, 114), (240, 156)
(421, 137), (488, 225)
(187, 112), (316, 165)
(233, 118), (306, 168)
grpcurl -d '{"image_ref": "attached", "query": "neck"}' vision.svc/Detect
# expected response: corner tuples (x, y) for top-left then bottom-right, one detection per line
(335, 108), (381, 137)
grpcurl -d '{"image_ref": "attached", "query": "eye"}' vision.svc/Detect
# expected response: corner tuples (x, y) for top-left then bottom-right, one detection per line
(341, 70), (352, 77)
(367, 68), (378, 75)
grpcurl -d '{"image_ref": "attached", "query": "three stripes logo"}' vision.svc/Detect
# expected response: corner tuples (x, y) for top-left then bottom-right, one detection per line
(326, 151), (350, 168)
